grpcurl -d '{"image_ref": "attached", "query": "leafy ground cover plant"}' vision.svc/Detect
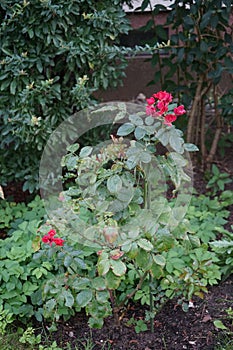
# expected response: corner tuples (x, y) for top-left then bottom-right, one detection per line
(0, 196), (48, 322)
(36, 92), (221, 330)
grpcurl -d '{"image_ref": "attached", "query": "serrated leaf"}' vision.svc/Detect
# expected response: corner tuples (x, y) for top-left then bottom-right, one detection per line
(137, 238), (154, 251)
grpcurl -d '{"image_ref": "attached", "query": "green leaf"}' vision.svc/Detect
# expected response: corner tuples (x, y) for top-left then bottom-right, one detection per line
(79, 146), (93, 158)
(107, 175), (122, 194)
(10, 80), (17, 95)
(134, 126), (147, 140)
(145, 116), (155, 125)
(213, 320), (228, 330)
(200, 10), (212, 30)
(111, 260), (126, 276)
(169, 134), (184, 153)
(184, 143), (199, 152)
(92, 277), (106, 291)
(117, 123), (135, 136)
(63, 290), (74, 308)
(67, 143), (80, 153)
(136, 249), (151, 269)
(137, 238), (154, 251)
(98, 259), (111, 276)
(76, 290), (92, 307)
(212, 164), (219, 176)
(88, 317), (104, 329)
(129, 114), (144, 126)
(141, 0), (150, 11)
(96, 290), (109, 303)
(153, 254), (166, 267)
(156, 128), (169, 146)
(105, 270), (121, 289)
(64, 255), (72, 267)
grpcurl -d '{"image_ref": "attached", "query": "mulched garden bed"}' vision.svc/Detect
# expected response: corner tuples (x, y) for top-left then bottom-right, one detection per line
(41, 275), (233, 350)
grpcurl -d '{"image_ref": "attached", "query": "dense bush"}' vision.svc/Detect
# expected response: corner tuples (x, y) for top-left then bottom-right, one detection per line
(0, 0), (130, 192)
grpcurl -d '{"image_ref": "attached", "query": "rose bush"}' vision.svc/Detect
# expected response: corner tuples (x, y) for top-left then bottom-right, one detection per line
(36, 92), (221, 329)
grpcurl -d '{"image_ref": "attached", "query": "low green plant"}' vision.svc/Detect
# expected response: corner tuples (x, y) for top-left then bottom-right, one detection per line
(214, 307), (233, 350)
(186, 190), (233, 244)
(206, 164), (232, 195)
(19, 327), (42, 347)
(0, 195), (45, 234)
(0, 196), (48, 322)
(0, 304), (14, 335)
(126, 317), (148, 333)
(210, 228), (233, 278)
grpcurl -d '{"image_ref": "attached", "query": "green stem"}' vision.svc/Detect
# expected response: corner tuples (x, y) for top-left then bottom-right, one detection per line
(144, 174), (154, 333)
(149, 274), (154, 332)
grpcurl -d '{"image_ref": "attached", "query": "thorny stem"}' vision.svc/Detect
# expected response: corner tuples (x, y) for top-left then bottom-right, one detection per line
(109, 289), (120, 327)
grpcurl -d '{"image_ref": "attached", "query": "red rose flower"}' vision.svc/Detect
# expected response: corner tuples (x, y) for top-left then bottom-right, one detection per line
(42, 229), (64, 247)
(164, 114), (177, 126)
(174, 105), (186, 116)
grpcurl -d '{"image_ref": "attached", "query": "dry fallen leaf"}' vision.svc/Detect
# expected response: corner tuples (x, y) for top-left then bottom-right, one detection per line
(202, 314), (212, 323)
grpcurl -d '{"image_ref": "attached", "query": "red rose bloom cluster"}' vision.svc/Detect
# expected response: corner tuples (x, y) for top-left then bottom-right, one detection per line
(42, 229), (64, 246)
(146, 90), (186, 126)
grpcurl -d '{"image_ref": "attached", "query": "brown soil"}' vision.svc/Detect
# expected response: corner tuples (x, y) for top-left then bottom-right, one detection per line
(40, 275), (233, 350)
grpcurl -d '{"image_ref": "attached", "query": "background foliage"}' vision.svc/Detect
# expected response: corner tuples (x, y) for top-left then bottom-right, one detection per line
(0, 0), (130, 192)
(141, 0), (233, 165)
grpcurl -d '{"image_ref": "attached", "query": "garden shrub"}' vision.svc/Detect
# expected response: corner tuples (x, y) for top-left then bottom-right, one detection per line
(35, 96), (221, 329)
(141, 0), (233, 165)
(0, 0), (130, 192)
